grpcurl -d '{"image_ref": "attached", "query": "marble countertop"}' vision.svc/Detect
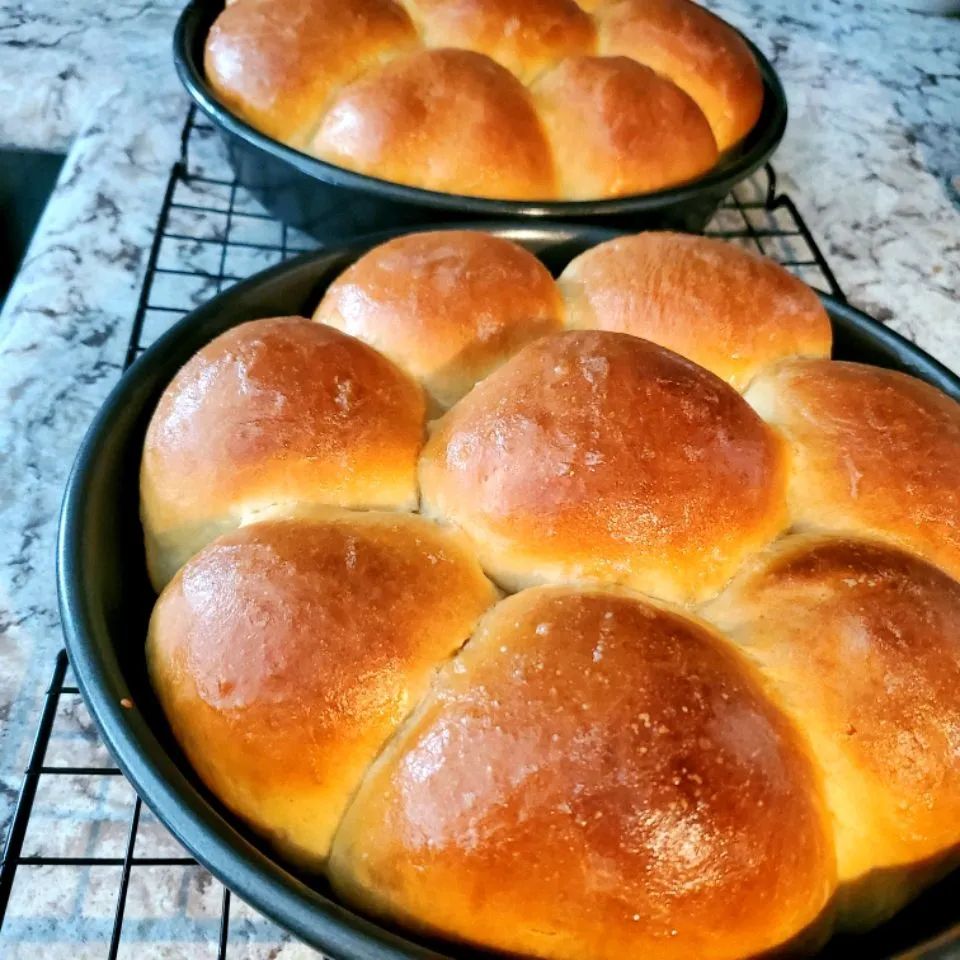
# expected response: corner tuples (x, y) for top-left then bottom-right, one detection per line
(0, 0), (958, 952)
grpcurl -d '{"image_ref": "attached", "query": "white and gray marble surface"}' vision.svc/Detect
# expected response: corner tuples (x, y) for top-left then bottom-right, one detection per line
(0, 0), (958, 953)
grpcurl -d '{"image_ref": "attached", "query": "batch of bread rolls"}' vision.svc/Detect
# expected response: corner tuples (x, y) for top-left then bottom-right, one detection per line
(142, 225), (960, 960)
(204, 0), (765, 198)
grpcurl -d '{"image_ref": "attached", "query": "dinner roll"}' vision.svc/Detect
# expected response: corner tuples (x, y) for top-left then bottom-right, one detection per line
(141, 318), (425, 590)
(746, 359), (960, 580)
(329, 585), (835, 960)
(403, 0), (595, 83)
(597, 0), (763, 151)
(313, 231), (564, 408)
(205, 0), (418, 146)
(558, 233), (832, 390)
(531, 56), (718, 199)
(704, 535), (960, 929)
(310, 48), (557, 199)
(419, 330), (789, 604)
(147, 509), (496, 867)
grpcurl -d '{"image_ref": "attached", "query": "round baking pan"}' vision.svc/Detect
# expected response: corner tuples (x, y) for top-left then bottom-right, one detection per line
(59, 223), (960, 960)
(173, 0), (789, 241)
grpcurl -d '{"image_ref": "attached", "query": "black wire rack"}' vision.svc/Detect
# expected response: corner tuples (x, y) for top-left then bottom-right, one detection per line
(0, 106), (848, 958)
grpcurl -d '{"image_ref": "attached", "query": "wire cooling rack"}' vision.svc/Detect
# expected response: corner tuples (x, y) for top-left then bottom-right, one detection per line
(0, 106), (848, 959)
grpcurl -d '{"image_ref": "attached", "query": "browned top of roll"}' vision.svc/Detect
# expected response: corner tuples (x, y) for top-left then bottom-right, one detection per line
(141, 318), (425, 589)
(311, 48), (557, 199)
(147, 509), (497, 867)
(531, 56), (718, 199)
(704, 534), (960, 926)
(204, 0), (418, 145)
(419, 330), (789, 604)
(746, 359), (960, 581)
(330, 585), (835, 960)
(558, 232), (832, 390)
(313, 230), (564, 407)
(597, 0), (763, 150)
(405, 0), (596, 82)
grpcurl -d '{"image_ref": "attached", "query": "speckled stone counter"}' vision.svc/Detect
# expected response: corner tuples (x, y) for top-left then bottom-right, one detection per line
(0, 0), (958, 953)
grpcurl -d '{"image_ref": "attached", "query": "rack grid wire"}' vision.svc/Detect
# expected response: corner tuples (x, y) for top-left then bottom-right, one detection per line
(0, 105), (847, 959)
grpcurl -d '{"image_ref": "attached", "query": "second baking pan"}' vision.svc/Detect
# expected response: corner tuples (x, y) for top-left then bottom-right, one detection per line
(173, 0), (789, 241)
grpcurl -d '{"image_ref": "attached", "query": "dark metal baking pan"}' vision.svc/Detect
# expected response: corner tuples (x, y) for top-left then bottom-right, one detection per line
(173, 0), (789, 240)
(58, 223), (960, 960)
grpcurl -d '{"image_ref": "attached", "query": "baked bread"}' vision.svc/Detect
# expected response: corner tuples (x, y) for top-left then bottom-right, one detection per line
(329, 585), (836, 960)
(205, 0), (419, 147)
(558, 231), (832, 389)
(205, 0), (765, 199)
(531, 55), (719, 199)
(418, 329), (789, 604)
(147, 508), (496, 867)
(313, 229), (564, 407)
(142, 229), (960, 959)
(596, 0), (765, 151)
(703, 534), (960, 930)
(745, 358), (960, 579)
(140, 317), (425, 590)
(311, 48), (558, 200)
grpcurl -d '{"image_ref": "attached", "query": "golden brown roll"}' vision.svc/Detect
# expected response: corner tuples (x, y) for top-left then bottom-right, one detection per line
(147, 509), (496, 867)
(313, 230), (564, 408)
(310, 49), (557, 199)
(597, 0), (763, 151)
(558, 233), (832, 390)
(419, 330), (789, 604)
(141, 318), (425, 590)
(531, 56), (718, 198)
(329, 585), (836, 960)
(746, 359), (960, 581)
(205, 0), (419, 146)
(403, 0), (596, 82)
(703, 534), (960, 929)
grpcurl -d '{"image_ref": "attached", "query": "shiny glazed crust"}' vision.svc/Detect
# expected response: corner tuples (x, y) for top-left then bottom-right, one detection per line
(329, 585), (836, 960)
(596, 0), (765, 150)
(558, 232), (832, 389)
(140, 317), (426, 590)
(704, 535), (960, 929)
(313, 230), (564, 407)
(205, 0), (419, 146)
(146, 509), (497, 867)
(310, 48), (558, 200)
(419, 330), (790, 604)
(745, 359), (960, 579)
(531, 56), (718, 199)
(142, 229), (960, 959)
(204, 0), (765, 198)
